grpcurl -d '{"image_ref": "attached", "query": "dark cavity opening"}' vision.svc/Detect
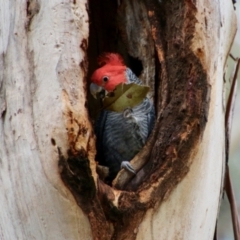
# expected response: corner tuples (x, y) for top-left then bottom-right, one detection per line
(87, 0), (143, 119)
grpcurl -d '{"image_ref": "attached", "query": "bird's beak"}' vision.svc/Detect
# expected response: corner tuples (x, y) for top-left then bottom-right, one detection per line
(90, 83), (103, 99)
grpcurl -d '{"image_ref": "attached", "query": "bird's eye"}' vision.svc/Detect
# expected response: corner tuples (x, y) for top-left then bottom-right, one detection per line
(102, 76), (109, 82)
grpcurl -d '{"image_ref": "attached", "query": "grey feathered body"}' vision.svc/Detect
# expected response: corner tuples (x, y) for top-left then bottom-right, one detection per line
(95, 68), (155, 181)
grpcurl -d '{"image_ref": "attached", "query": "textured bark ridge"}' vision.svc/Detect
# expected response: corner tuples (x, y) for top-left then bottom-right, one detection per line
(59, 0), (210, 239)
(124, 0), (210, 191)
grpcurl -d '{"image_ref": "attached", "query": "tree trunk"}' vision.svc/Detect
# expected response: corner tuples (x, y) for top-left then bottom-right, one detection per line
(0, 0), (237, 240)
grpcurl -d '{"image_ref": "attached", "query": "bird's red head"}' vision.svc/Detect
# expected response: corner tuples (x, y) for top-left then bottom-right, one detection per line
(91, 53), (127, 92)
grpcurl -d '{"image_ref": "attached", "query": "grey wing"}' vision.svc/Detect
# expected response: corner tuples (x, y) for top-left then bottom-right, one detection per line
(132, 98), (155, 139)
(125, 67), (155, 135)
(94, 110), (108, 166)
(95, 110), (125, 175)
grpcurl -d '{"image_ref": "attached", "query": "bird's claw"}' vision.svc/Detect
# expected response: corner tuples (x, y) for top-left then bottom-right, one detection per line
(121, 161), (136, 174)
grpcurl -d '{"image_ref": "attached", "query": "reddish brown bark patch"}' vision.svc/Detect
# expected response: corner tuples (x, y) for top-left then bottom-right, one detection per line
(60, 0), (211, 239)
(59, 149), (113, 240)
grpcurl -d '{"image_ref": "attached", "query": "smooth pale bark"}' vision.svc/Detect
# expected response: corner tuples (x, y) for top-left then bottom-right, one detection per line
(0, 0), (93, 239)
(137, 1), (237, 239)
(0, 1), (237, 240)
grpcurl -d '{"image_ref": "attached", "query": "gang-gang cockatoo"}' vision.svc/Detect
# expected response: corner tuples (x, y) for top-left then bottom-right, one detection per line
(90, 53), (155, 183)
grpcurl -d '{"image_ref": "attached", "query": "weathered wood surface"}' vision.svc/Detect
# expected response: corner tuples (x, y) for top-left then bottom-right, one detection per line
(0, 1), (93, 239)
(136, 1), (237, 239)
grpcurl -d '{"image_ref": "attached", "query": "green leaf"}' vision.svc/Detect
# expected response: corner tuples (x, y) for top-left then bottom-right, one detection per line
(103, 83), (149, 112)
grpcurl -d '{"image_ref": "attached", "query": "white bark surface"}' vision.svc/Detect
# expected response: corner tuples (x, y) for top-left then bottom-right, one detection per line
(0, 0), (237, 240)
(0, 0), (93, 239)
(137, 1), (237, 239)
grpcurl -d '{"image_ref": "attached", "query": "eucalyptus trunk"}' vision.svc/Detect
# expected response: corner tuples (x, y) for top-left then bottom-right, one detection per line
(0, 0), (237, 240)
